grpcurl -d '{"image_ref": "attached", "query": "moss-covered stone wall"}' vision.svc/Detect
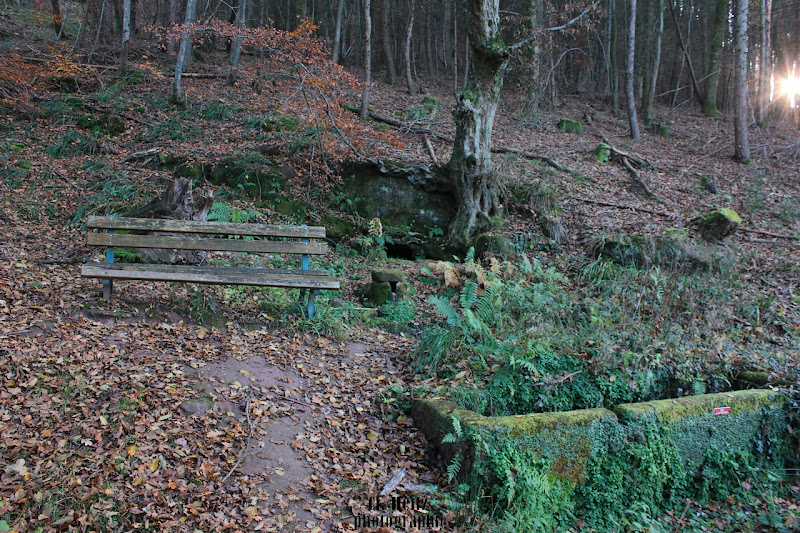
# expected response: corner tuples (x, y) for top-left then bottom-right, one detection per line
(412, 389), (789, 527)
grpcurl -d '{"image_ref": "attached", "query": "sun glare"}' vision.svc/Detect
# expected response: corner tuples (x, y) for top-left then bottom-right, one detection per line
(780, 76), (800, 97)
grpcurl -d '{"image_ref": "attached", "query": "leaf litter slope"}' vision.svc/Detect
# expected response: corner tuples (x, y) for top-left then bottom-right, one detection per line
(0, 219), (443, 531)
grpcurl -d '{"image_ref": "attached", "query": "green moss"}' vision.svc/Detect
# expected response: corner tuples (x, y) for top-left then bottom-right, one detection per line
(738, 370), (769, 386)
(613, 389), (781, 424)
(473, 408), (617, 438)
(15, 160), (32, 169)
(367, 281), (392, 306)
(271, 196), (309, 218)
(715, 208), (742, 223)
(320, 214), (354, 241)
(593, 143), (610, 163)
(558, 119), (583, 134)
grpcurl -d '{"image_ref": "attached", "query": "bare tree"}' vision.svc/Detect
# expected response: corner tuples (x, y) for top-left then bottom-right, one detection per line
(733, 0), (750, 161)
(703, 0), (728, 116)
(380, 0), (397, 83)
(228, 0), (248, 85)
(332, 0), (346, 63)
(626, 0), (640, 141)
(405, 0), (416, 95)
(757, 0), (772, 124)
(173, 0), (198, 103)
(361, 0), (372, 118)
(120, 0), (131, 74)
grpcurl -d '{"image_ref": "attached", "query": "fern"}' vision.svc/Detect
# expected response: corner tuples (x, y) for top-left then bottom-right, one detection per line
(447, 452), (464, 483)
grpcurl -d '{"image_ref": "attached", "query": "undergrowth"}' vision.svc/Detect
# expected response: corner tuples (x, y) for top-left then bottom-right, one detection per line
(415, 250), (785, 417)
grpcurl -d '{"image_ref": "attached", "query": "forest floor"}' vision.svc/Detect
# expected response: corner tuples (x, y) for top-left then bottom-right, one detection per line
(2, 8), (800, 532)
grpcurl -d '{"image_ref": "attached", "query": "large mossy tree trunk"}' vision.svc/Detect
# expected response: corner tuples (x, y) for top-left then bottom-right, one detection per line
(447, 0), (510, 247)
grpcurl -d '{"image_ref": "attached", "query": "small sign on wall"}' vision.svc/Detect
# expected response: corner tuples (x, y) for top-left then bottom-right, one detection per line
(713, 406), (731, 415)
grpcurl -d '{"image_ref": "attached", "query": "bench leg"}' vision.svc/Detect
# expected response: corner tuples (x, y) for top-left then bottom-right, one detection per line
(307, 290), (318, 319)
(102, 279), (113, 301)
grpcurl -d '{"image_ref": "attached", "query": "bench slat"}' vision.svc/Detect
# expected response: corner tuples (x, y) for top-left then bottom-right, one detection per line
(87, 233), (328, 255)
(87, 216), (327, 239)
(82, 261), (333, 278)
(82, 263), (340, 290)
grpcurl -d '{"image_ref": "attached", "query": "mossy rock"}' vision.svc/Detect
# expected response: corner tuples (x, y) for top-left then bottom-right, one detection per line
(261, 113), (299, 132)
(593, 233), (735, 272)
(320, 214), (354, 241)
(77, 113), (125, 136)
(15, 160), (32, 169)
(271, 196), (309, 219)
(558, 118), (583, 134)
(474, 234), (511, 258)
(593, 143), (610, 163)
(366, 281), (392, 306)
(372, 268), (405, 284)
(177, 164), (205, 179)
(693, 208), (741, 242)
(648, 121), (670, 138)
(737, 370), (769, 386)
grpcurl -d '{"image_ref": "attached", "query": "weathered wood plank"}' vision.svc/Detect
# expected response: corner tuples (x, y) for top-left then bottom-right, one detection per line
(82, 261), (333, 278)
(81, 264), (340, 290)
(87, 216), (327, 239)
(87, 233), (328, 255)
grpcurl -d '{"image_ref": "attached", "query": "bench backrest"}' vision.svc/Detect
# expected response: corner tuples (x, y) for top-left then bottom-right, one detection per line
(86, 216), (328, 255)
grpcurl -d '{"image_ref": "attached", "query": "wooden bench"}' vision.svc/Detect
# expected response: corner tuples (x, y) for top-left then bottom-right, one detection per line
(81, 216), (339, 318)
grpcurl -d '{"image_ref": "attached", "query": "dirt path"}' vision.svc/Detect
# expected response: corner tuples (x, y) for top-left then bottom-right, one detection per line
(180, 333), (442, 532)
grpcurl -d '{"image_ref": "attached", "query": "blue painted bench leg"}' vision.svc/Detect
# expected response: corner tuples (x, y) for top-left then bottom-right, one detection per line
(103, 244), (114, 301)
(307, 290), (319, 319)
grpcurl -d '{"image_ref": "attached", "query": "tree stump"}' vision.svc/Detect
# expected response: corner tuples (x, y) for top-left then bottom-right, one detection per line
(124, 177), (214, 264)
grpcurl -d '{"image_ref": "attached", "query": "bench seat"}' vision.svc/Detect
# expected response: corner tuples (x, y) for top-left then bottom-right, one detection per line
(81, 262), (340, 290)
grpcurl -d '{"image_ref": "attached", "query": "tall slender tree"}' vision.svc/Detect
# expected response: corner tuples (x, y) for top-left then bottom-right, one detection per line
(332, 0), (346, 63)
(702, 0), (727, 116)
(120, 0), (131, 74)
(173, 0), (198, 103)
(757, 0), (772, 124)
(361, 0), (372, 118)
(405, 0), (416, 95)
(733, 0), (750, 161)
(627, 0), (640, 141)
(227, 0), (248, 85)
(380, 0), (397, 83)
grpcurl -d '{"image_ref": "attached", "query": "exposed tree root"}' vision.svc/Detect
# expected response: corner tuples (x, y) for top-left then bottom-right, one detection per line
(356, 109), (580, 177)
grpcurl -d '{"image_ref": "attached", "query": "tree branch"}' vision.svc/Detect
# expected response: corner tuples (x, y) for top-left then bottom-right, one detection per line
(510, 1), (600, 51)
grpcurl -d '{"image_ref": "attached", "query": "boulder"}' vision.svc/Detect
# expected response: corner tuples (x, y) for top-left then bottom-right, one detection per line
(474, 234), (511, 258)
(693, 208), (741, 242)
(372, 268), (405, 284)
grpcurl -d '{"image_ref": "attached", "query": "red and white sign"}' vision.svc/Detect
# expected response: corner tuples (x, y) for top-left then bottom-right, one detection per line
(713, 406), (731, 415)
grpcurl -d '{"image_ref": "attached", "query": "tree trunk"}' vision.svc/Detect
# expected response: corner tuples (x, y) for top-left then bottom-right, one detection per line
(381, 0), (397, 83)
(733, 0), (750, 162)
(51, 0), (64, 37)
(405, 0), (416, 95)
(173, 0), (198, 103)
(125, 178), (214, 264)
(757, 0), (772, 124)
(669, 0), (703, 104)
(641, 0), (663, 119)
(120, 0), (131, 74)
(447, 0), (510, 247)
(626, 0), (640, 141)
(227, 0), (248, 85)
(361, 0), (372, 118)
(168, 0), (178, 53)
(332, 0), (345, 63)
(702, 0), (727, 116)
